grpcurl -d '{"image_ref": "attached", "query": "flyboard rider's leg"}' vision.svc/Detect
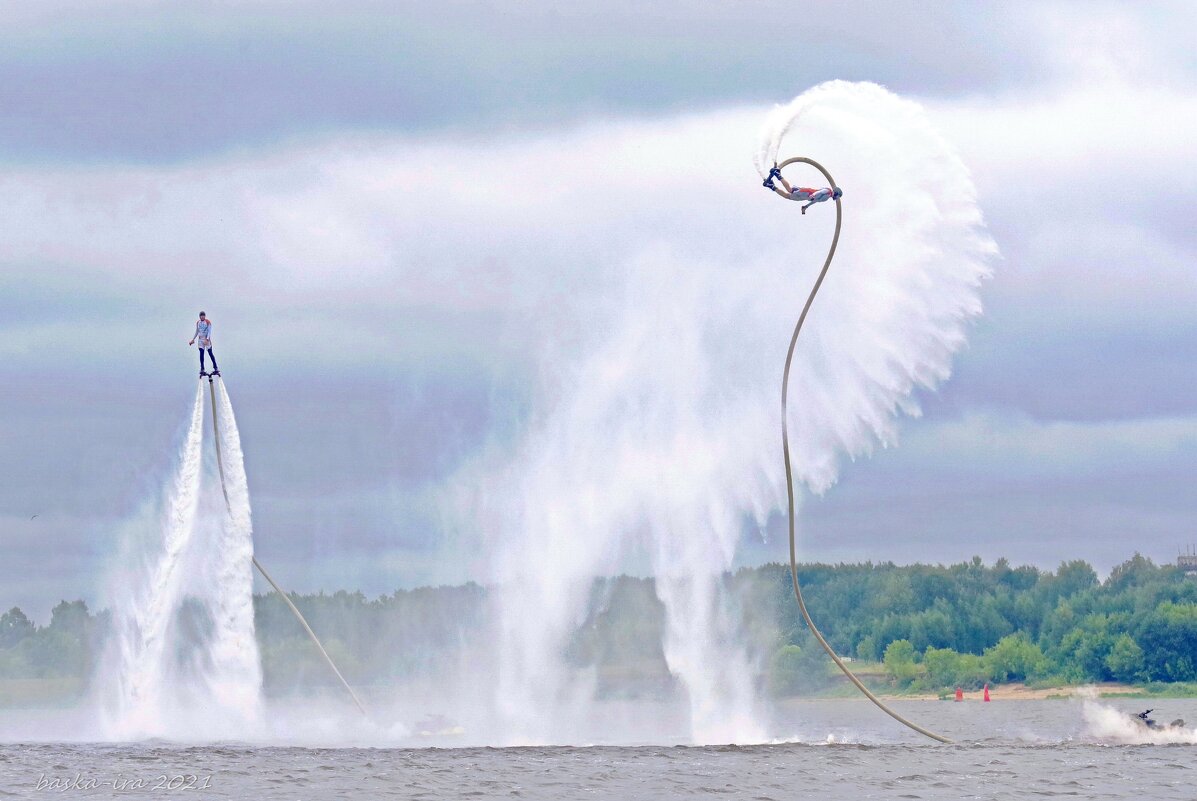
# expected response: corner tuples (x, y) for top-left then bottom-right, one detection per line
(199, 347), (207, 377)
(208, 348), (220, 376)
(763, 164), (783, 191)
(804, 188), (829, 214)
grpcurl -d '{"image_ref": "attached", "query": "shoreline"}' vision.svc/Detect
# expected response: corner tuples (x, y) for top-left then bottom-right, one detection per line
(787, 681), (1150, 702)
(1, 678), (1189, 711)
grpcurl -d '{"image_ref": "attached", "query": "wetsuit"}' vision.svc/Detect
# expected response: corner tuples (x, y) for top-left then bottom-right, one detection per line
(788, 186), (842, 213)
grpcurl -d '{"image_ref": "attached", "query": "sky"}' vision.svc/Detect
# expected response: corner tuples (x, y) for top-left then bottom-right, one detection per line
(2, 1), (1196, 619)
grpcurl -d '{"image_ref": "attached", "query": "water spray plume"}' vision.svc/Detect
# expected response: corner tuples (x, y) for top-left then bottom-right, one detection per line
(97, 376), (365, 740)
(1080, 691), (1197, 744)
(479, 80), (995, 744)
(202, 380), (264, 719)
(105, 384), (205, 735)
(208, 377), (368, 718)
(98, 383), (261, 739)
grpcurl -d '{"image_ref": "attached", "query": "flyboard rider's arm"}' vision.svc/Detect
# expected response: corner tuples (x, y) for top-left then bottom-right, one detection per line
(189, 321), (198, 346)
(801, 188), (826, 214)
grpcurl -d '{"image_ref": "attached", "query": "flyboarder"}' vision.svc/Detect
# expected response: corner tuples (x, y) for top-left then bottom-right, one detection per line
(763, 165), (843, 214)
(189, 311), (220, 377)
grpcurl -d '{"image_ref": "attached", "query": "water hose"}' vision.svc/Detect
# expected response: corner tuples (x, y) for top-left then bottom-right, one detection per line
(777, 156), (950, 743)
(206, 376), (368, 716)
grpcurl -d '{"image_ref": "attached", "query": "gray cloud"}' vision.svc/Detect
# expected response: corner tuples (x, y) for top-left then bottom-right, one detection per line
(785, 413), (1197, 576)
(2, 3), (1195, 617)
(5, 1), (1180, 163)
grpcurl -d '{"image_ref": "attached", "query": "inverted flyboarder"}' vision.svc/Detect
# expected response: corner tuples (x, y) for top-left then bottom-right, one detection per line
(763, 164), (843, 214)
(188, 310), (220, 377)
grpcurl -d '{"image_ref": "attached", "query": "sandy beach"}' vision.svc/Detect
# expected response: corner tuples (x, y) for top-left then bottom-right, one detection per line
(873, 682), (1139, 701)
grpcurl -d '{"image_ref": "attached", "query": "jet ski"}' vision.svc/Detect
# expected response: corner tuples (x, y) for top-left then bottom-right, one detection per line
(1132, 709), (1187, 732)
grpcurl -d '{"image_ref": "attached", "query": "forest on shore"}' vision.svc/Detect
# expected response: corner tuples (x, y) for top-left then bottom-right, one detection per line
(2, 553), (1195, 701)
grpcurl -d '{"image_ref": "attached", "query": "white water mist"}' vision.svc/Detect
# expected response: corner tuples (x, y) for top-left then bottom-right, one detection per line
(96, 381), (262, 739)
(206, 381), (264, 720)
(1081, 694), (1197, 744)
(475, 81), (997, 744)
(98, 384), (205, 737)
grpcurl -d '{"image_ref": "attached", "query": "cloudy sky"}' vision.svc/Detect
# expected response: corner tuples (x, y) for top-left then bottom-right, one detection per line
(3, 1), (1195, 618)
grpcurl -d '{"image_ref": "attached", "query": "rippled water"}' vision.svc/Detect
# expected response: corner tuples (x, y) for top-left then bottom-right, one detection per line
(2, 699), (1194, 799)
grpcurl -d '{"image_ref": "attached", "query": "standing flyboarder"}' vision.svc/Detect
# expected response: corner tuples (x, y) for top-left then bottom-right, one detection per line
(189, 310), (220, 377)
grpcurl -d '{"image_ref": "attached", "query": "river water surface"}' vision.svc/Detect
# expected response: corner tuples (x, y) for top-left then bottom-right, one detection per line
(2, 698), (1193, 799)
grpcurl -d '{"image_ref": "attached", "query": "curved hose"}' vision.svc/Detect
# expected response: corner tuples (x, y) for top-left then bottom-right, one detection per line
(777, 156), (950, 743)
(206, 377), (368, 716)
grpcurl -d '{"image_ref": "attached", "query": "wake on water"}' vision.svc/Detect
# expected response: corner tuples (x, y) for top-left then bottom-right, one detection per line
(1079, 692), (1197, 745)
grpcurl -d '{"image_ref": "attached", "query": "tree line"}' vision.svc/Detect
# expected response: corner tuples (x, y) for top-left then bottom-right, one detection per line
(749, 554), (1197, 693)
(2, 554), (1195, 697)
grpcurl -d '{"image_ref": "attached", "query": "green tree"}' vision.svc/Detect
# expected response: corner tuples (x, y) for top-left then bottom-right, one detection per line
(1138, 602), (1197, 681)
(1104, 633), (1145, 682)
(1106, 554), (1158, 594)
(908, 606), (955, 652)
(1041, 560), (1098, 606)
(48, 600), (90, 639)
(922, 646), (962, 688)
(883, 639), (918, 685)
(0, 607), (35, 649)
(24, 629), (85, 678)
(1053, 617), (1115, 681)
(984, 634), (1045, 682)
(768, 641), (833, 695)
(769, 645), (805, 696)
(856, 634), (879, 662)
(921, 646), (988, 690)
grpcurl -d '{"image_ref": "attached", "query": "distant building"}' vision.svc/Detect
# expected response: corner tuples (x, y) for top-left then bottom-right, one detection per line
(1180, 547), (1197, 578)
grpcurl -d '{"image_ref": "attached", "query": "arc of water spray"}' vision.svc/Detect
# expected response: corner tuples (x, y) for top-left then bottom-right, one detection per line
(205, 377), (368, 717)
(777, 156), (950, 744)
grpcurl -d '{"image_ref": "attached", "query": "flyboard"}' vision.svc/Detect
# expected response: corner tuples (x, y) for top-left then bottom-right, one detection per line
(770, 157), (949, 744)
(202, 371), (368, 717)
